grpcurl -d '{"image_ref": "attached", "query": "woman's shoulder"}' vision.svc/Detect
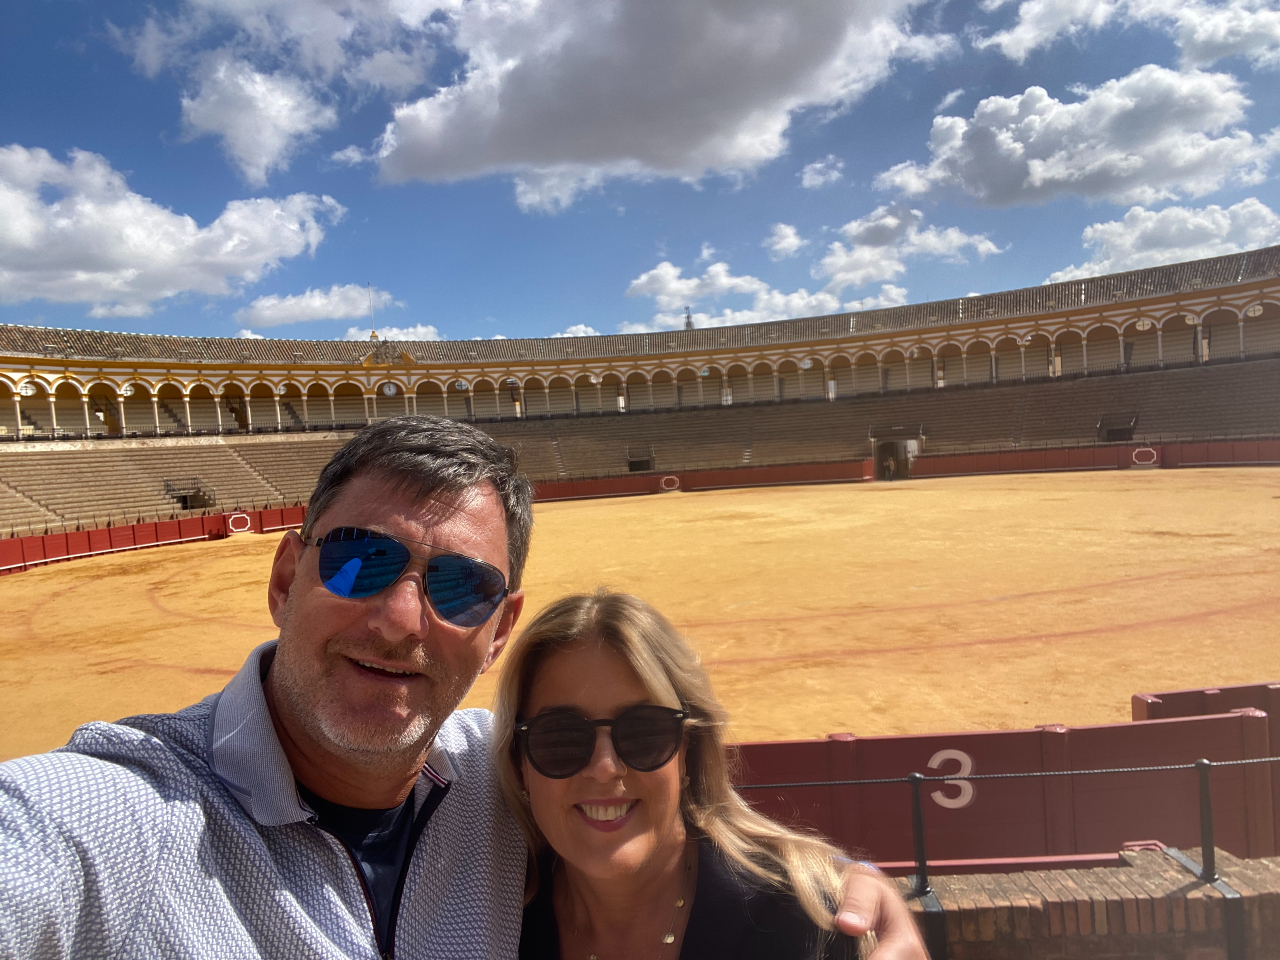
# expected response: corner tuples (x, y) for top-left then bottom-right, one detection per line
(680, 839), (860, 960)
(519, 850), (561, 960)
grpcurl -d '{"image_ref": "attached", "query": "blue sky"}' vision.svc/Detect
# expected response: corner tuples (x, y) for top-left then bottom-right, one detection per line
(4, 0), (1280, 342)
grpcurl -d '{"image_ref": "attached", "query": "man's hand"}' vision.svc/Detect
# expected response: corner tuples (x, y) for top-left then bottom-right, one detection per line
(837, 863), (928, 959)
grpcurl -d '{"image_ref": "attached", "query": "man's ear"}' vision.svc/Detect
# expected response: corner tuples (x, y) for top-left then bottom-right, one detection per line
(268, 530), (305, 628)
(480, 589), (524, 674)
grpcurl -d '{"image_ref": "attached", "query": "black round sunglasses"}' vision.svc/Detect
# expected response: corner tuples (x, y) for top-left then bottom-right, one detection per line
(516, 705), (688, 779)
(309, 526), (508, 628)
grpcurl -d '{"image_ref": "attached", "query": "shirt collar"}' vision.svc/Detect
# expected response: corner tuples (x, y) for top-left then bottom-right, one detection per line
(209, 640), (454, 826)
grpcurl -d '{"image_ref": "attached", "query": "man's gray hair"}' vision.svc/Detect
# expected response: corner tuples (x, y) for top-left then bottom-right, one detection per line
(302, 416), (535, 590)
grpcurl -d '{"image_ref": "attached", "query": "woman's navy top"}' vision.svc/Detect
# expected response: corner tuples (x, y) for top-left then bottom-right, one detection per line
(519, 838), (860, 960)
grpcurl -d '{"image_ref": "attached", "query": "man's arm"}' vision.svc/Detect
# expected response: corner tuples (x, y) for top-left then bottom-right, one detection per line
(0, 751), (163, 959)
(836, 864), (927, 959)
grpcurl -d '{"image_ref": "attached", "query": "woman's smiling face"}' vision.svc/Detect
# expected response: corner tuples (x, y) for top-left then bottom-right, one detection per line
(520, 640), (687, 880)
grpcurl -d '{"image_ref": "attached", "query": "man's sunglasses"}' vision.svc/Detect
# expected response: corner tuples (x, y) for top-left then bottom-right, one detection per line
(515, 705), (687, 779)
(308, 526), (508, 628)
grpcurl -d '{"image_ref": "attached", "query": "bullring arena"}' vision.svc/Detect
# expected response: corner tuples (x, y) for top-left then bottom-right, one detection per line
(4, 247), (1280, 957)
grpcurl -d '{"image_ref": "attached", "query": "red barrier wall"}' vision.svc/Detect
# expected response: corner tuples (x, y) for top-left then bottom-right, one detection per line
(0, 506), (306, 574)
(536, 460), (874, 501)
(734, 710), (1274, 864)
(1161, 440), (1280, 467)
(912, 445), (1136, 478)
(1135, 681), (1280, 849)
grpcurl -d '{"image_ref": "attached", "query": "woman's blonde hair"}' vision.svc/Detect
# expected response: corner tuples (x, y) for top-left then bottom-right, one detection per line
(492, 589), (849, 935)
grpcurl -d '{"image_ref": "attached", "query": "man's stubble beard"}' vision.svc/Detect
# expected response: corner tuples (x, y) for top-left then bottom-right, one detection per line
(272, 592), (487, 768)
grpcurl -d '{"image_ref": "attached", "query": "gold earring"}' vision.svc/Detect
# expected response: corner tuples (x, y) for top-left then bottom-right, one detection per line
(521, 789), (530, 802)
(681, 775), (690, 789)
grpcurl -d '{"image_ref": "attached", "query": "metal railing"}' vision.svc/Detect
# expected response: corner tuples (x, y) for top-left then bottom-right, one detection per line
(737, 755), (1272, 959)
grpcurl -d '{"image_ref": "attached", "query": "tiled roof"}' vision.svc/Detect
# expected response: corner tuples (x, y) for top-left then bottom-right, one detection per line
(4, 245), (1278, 366)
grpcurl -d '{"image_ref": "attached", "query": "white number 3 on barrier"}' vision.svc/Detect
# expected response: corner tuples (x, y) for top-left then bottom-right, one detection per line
(928, 748), (975, 809)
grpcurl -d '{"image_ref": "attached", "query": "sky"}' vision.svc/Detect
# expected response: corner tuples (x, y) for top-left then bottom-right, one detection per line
(3, 0), (1280, 343)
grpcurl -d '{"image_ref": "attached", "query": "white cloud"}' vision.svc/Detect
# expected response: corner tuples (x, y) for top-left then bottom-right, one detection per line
(816, 203), (1001, 291)
(799, 155), (845, 188)
(974, 0), (1280, 69)
(844, 283), (910, 310)
(116, 0), (956, 202)
(552, 324), (602, 337)
(341, 323), (442, 341)
(623, 260), (842, 333)
(235, 284), (400, 327)
(1047, 197), (1280, 280)
(0, 145), (345, 317)
(235, 328), (266, 339)
(696, 242), (717, 263)
(330, 145), (369, 166)
(624, 205), (997, 331)
(764, 223), (809, 260)
(375, 0), (955, 209)
(876, 65), (1279, 206)
(182, 54), (337, 186)
(934, 87), (966, 113)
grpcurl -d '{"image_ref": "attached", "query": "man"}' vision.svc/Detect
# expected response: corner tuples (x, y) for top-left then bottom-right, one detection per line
(0, 417), (924, 958)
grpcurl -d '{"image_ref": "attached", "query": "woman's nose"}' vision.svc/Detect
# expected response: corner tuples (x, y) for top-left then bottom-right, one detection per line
(581, 726), (626, 780)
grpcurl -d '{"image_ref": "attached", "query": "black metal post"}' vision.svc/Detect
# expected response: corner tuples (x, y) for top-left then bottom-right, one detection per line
(909, 772), (931, 897)
(1196, 758), (1218, 882)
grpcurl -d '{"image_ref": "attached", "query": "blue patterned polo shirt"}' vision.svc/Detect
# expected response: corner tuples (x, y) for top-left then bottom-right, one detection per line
(0, 641), (526, 959)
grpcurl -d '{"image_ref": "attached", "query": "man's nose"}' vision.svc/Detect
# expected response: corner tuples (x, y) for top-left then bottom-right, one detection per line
(363, 571), (432, 642)
(581, 726), (627, 781)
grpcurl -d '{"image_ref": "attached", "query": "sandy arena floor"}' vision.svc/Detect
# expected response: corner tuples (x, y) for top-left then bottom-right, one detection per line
(2, 468), (1278, 761)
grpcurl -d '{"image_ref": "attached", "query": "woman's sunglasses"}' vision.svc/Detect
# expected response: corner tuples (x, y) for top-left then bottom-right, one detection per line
(516, 705), (687, 779)
(309, 526), (508, 628)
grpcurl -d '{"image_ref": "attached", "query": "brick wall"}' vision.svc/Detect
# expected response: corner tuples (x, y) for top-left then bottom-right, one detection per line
(896, 847), (1280, 959)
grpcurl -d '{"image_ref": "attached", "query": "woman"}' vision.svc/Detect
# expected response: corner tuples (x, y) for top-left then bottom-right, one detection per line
(493, 590), (868, 960)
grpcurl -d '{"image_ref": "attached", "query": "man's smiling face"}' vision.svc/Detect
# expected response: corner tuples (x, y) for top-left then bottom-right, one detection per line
(267, 471), (522, 762)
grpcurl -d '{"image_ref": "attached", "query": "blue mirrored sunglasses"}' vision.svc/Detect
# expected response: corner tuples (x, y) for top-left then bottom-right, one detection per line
(309, 526), (508, 628)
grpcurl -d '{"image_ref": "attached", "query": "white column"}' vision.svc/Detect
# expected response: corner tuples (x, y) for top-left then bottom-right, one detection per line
(14, 396), (25, 439)
(404, 392), (411, 416)
(48, 395), (58, 434)
(519, 387), (526, 417)
(362, 394), (370, 424)
(302, 395), (309, 426)
(646, 380), (654, 410)
(116, 397), (127, 434)
(467, 388), (475, 419)
(961, 354), (968, 385)
(82, 396), (92, 435)
(215, 395), (223, 432)
(1240, 319), (1246, 358)
(442, 391), (450, 418)
(244, 397), (253, 431)
(327, 394), (335, 425)
(1157, 330), (1164, 365)
(1082, 339), (1089, 374)
(877, 360), (884, 393)
(772, 370), (781, 401)
(746, 373), (754, 401)
(722, 375), (730, 405)
(569, 384), (578, 415)
(989, 352), (996, 382)
(1020, 346), (1026, 380)
(904, 357), (911, 391)
(1118, 335), (1126, 371)
(543, 385), (551, 414)
(411, 394), (418, 415)
(150, 396), (160, 433)
(183, 395), (192, 434)
(273, 396), (282, 431)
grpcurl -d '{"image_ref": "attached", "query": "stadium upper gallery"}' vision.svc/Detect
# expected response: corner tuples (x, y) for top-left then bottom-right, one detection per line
(0, 245), (1277, 530)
